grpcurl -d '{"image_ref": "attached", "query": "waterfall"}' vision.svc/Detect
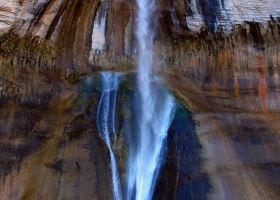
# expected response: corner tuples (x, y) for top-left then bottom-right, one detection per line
(97, 72), (122, 200)
(126, 0), (175, 199)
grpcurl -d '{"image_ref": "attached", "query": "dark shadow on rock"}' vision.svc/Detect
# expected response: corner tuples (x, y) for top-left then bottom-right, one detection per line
(154, 105), (211, 200)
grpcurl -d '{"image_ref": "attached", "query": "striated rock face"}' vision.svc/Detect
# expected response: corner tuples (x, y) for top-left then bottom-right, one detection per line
(0, 0), (279, 70)
(0, 0), (279, 200)
(0, 0), (23, 35)
(0, 0), (63, 37)
(175, 0), (280, 32)
(1, 0), (280, 35)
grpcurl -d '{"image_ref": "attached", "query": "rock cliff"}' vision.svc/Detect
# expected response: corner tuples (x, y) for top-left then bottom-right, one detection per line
(0, 0), (280, 200)
(0, 0), (279, 71)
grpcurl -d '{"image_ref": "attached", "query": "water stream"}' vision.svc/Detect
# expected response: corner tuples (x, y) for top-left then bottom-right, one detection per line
(79, 72), (208, 200)
(126, 0), (176, 199)
(95, 0), (176, 199)
(96, 72), (122, 200)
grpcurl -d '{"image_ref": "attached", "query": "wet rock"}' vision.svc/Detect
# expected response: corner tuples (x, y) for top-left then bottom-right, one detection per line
(0, 0), (279, 199)
(64, 115), (92, 140)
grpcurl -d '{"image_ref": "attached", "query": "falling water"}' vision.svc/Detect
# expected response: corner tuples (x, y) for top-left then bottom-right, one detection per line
(97, 72), (122, 200)
(126, 0), (175, 199)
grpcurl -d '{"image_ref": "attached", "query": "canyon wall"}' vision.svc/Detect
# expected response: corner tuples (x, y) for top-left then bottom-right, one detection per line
(1, 1), (280, 103)
(1, 0), (279, 70)
(0, 0), (280, 199)
(1, 0), (279, 110)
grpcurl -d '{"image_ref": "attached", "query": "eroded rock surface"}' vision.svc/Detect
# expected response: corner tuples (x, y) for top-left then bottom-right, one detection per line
(0, 0), (279, 200)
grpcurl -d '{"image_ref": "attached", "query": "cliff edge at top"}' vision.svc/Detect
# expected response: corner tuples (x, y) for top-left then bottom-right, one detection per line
(0, 0), (279, 73)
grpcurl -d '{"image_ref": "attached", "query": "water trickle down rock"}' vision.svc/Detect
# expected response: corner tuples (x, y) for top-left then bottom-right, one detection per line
(96, 72), (123, 200)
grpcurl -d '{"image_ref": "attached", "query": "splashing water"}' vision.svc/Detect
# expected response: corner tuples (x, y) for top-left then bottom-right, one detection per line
(126, 0), (176, 199)
(97, 72), (122, 200)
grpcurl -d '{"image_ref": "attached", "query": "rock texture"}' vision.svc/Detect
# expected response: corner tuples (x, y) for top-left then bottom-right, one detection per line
(163, 70), (280, 200)
(0, 0), (279, 71)
(0, 0), (279, 200)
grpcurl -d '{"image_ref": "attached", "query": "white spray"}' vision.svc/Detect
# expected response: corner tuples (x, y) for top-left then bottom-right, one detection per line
(126, 0), (175, 199)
